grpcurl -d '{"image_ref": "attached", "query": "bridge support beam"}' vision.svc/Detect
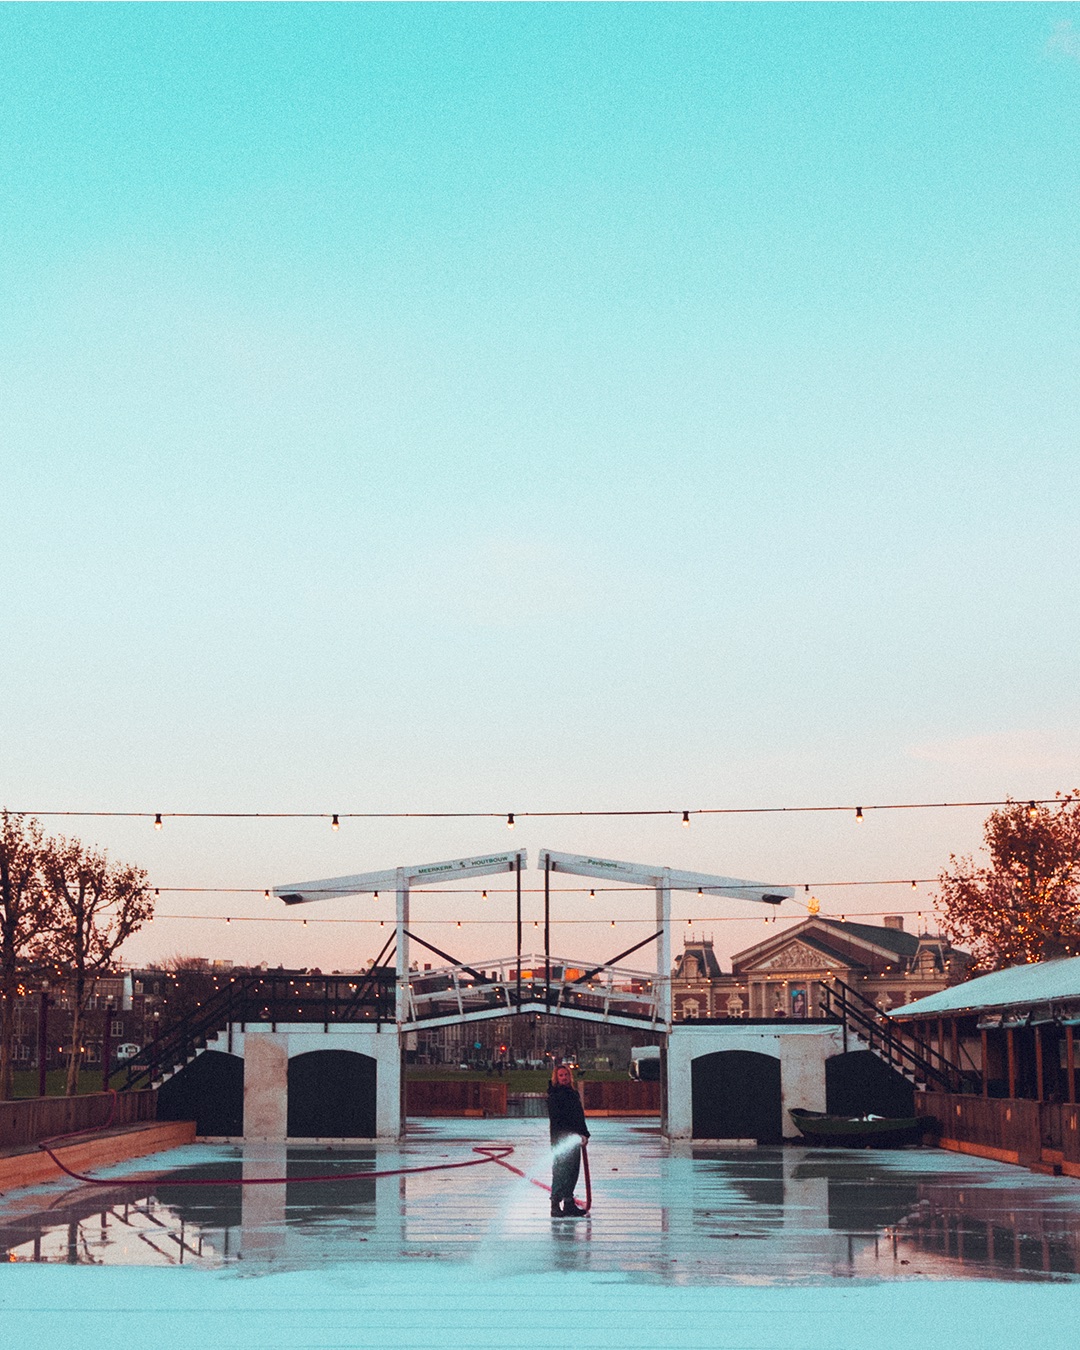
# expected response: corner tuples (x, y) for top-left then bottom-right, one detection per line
(243, 1031), (289, 1140)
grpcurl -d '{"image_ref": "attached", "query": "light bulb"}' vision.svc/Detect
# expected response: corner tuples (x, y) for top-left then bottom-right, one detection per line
(373, 891), (378, 899)
(506, 812), (515, 829)
(331, 814), (340, 830)
(589, 889), (595, 898)
(154, 814), (163, 830)
(264, 889), (270, 899)
(855, 807), (863, 822)
(682, 811), (690, 827)
(911, 880), (917, 889)
(698, 887), (703, 896)
(482, 890), (487, 900)
(1027, 801), (1038, 821)
(610, 920), (615, 927)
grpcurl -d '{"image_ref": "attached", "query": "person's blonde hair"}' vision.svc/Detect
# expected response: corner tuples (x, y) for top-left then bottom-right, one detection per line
(550, 1063), (576, 1087)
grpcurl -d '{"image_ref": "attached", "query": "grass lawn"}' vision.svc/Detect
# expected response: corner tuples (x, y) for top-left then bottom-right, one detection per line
(9, 1069), (114, 1098)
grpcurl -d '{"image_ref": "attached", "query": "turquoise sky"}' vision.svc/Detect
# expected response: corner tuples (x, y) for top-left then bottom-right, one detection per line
(2, 4), (1079, 969)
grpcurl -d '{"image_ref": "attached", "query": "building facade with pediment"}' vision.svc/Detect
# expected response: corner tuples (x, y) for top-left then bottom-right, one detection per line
(672, 917), (970, 1021)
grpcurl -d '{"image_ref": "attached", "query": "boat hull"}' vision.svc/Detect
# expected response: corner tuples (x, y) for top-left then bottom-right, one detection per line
(789, 1108), (929, 1146)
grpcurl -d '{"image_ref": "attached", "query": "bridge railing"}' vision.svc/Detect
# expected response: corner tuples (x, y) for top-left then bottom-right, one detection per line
(404, 953), (661, 1024)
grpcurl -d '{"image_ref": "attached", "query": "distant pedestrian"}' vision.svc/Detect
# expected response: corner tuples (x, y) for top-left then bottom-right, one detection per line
(547, 1064), (589, 1217)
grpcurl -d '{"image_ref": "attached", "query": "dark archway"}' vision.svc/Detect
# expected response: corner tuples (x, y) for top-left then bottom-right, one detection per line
(691, 1050), (782, 1143)
(287, 1050), (377, 1138)
(826, 1050), (915, 1118)
(157, 1050), (244, 1136)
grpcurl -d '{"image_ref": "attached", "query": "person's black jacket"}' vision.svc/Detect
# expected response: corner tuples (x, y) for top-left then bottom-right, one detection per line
(547, 1082), (589, 1142)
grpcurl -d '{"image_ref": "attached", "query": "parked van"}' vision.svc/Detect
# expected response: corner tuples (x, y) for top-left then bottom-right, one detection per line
(628, 1046), (660, 1082)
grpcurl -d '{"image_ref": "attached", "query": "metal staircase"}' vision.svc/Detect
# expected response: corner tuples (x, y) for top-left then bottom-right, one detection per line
(120, 969), (395, 1091)
(821, 978), (980, 1094)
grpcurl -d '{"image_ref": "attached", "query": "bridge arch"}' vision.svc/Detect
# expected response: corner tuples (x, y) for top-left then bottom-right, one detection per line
(825, 1048), (914, 1119)
(157, 1049), (244, 1137)
(287, 1049), (377, 1138)
(691, 1048), (782, 1143)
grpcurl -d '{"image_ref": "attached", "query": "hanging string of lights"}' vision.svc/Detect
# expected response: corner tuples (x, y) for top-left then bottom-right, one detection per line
(8, 797), (1056, 826)
(146, 906), (937, 926)
(145, 878), (938, 896)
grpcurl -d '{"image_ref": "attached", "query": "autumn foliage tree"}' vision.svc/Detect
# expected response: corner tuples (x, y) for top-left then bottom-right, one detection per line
(39, 838), (154, 1095)
(0, 812), (56, 1099)
(937, 795), (1080, 972)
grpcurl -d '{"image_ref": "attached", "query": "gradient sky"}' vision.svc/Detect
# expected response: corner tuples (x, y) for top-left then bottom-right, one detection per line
(2, 4), (1079, 974)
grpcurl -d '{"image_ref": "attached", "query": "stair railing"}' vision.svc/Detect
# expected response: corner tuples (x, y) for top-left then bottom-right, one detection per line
(821, 977), (979, 1093)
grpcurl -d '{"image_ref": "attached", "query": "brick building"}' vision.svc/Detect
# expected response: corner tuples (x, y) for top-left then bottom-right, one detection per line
(672, 916), (970, 1021)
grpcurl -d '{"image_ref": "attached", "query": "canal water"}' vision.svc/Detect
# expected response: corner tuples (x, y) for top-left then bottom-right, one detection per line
(2, 1119), (1079, 1282)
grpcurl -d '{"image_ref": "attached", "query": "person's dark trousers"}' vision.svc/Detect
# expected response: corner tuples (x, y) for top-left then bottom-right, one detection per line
(551, 1136), (581, 1210)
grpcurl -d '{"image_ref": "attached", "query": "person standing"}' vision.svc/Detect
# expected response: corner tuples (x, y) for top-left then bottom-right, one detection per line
(547, 1064), (589, 1217)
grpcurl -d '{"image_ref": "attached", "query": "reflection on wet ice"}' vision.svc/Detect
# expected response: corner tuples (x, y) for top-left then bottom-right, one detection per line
(0, 1121), (1078, 1283)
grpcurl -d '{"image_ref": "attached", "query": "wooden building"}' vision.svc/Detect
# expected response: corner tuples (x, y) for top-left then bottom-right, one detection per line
(889, 957), (1080, 1177)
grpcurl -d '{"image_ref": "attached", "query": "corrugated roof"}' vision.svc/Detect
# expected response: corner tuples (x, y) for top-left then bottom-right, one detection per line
(888, 955), (1080, 1019)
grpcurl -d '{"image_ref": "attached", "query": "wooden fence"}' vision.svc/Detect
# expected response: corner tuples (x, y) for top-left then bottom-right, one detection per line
(581, 1080), (660, 1115)
(0, 1090), (158, 1150)
(918, 1091), (1080, 1174)
(406, 1080), (508, 1117)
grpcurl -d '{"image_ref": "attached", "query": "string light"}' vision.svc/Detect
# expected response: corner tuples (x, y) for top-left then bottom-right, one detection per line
(589, 889), (595, 898)
(15, 796), (1060, 823)
(264, 890), (270, 899)
(154, 814), (163, 830)
(682, 811), (690, 827)
(331, 814), (340, 831)
(481, 890), (487, 900)
(855, 807), (864, 822)
(1027, 801), (1039, 821)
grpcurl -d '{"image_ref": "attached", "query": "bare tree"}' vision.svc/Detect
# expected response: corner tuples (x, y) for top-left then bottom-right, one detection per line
(0, 812), (55, 1099)
(41, 838), (154, 1095)
(937, 795), (1080, 971)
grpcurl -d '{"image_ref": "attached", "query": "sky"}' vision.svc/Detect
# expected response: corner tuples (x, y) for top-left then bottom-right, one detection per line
(2, 4), (1079, 974)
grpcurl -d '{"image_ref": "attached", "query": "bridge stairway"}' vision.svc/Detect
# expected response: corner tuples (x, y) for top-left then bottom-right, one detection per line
(821, 978), (980, 1094)
(119, 967), (395, 1092)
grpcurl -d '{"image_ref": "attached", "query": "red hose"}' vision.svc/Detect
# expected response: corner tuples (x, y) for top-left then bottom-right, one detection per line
(36, 1090), (591, 1211)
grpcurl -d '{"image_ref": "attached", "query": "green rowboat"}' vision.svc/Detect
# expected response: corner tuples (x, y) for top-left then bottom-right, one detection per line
(789, 1107), (926, 1145)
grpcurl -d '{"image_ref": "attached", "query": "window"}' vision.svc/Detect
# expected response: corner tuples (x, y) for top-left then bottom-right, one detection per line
(682, 999), (700, 1019)
(110, 1019), (124, 1036)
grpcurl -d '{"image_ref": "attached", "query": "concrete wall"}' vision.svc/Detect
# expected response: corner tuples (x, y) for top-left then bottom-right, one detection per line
(666, 1022), (845, 1139)
(206, 1023), (402, 1140)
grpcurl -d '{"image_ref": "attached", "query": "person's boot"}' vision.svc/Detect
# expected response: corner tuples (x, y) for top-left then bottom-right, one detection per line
(561, 1199), (588, 1218)
(550, 1200), (564, 1217)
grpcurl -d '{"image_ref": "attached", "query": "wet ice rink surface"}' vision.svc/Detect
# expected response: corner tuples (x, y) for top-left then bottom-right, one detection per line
(3, 1118), (1080, 1283)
